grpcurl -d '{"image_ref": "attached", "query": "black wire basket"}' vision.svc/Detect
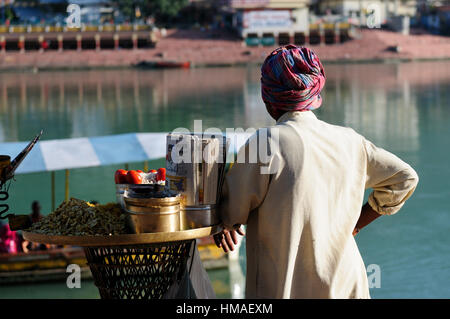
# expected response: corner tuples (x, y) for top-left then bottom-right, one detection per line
(84, 239), (194, 299)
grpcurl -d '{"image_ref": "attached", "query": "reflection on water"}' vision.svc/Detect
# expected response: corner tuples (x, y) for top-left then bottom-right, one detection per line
(1, 62), (448, 146)
(0, 61), (449, 299)
(0, 68), (274, 142)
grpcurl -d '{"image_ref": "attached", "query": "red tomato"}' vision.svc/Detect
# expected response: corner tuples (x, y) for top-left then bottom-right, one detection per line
(114, 169), (128, 184)
(157, 168), (166, 182)
(127, 170), (142, 184)
(136, 170), (143, 173)
(149, 169), (157, 173)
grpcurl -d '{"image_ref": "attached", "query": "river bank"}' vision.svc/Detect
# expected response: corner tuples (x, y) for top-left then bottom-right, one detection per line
(0, 28), (449, 71)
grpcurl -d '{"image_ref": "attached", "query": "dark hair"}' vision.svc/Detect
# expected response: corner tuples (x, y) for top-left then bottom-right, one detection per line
(31, 201), (40, 210)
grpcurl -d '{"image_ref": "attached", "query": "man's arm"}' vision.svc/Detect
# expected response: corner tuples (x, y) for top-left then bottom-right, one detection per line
(363, 138), (419, 215)
(352, 202), (381, 236)
(354, 138), (419, 236)
(214, 131), (273, 252)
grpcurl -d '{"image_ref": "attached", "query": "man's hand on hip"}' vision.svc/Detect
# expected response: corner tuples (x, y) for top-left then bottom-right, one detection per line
(213, 225), (245, 253)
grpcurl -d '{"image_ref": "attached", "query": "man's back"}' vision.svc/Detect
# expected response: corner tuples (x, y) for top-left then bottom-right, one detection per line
(219, 110), (418, 298)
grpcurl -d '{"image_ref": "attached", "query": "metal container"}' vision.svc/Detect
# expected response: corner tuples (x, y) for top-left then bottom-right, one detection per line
(115, 184), (129, 209)
(180, 205), (220, 230)
(124, 196), (181, 234)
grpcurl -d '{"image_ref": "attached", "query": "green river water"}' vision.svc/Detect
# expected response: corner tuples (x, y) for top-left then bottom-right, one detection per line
(0, 61), (449, 298)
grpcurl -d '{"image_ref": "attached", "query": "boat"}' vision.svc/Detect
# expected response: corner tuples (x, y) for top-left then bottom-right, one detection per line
(0, 238), (226, 284)
(0, 246), (91, 284)
(134, 60), (191, 69)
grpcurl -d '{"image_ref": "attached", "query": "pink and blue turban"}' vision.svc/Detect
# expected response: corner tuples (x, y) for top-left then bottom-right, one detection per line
(261, 45), (326, 120)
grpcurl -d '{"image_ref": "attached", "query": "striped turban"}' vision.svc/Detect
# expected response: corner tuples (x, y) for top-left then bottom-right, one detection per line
(261, 45), (326, 120)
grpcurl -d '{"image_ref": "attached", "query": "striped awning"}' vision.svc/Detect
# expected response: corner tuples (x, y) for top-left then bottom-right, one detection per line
(0, 132), (253, 174)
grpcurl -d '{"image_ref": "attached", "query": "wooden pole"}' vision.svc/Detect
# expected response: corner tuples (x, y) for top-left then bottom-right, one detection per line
(38, 35), (44, 53)
(95, 34), (101, 51)
(304, 31), (309, 45)
(0, 36), (5, 53)
(132, 33), (138, 50)
(144, 160), (148, 172)
(289, 32), (294, 45)
(18, 35), (25, 53)
(65, 169), (69, 202)
(335, 25), (340, 44)
(114, 34), (119, 50)
(51, 171), (55, 211)
(57, 35), (63, 52)
(76, 34), (82, 51)
(319, 25), (325, 46)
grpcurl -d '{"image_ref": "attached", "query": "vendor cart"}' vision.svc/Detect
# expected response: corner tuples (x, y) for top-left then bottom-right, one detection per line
(23, 225), (221, 299)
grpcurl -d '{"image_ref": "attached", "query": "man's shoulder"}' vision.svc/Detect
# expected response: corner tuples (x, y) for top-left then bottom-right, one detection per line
(315, 118), (365, 141)
(275, 115), (361, 137)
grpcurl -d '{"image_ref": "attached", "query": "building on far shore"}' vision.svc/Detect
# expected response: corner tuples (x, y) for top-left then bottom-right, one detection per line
(417, 2), (450, 35)
(220, 0), (311, 45)
(316, 0), (418, 27)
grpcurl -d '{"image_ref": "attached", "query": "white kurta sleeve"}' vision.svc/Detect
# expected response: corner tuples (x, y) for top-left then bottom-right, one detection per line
(218, 132), (272, 229)
(363, 138), (419, 215)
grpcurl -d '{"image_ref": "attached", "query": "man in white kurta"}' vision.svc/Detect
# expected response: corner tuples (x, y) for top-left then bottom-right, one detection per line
(218, 110), (419, 299)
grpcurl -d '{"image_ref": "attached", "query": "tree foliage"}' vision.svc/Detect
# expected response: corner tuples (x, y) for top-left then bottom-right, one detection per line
(111, 0), (189, 23)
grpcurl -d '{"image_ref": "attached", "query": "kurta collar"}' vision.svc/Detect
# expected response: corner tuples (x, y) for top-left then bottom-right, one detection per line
(276, 110), (318, 124)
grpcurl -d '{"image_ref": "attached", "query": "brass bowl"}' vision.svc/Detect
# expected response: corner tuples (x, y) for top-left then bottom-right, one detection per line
(124, 195), (181, 234)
